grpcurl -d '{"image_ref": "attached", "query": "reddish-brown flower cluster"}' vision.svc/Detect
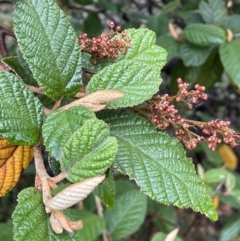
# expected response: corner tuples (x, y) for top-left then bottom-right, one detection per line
(78, 22), (131, 64)
(150, 78), (240, 150)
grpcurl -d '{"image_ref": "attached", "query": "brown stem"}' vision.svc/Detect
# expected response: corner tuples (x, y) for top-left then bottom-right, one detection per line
(28, 85), (44, 94)
(131, 107), (152, 120)
(211, 180), (225, 198)
(82, 67), (98, 75)
(44, 108), (51, 116)
(94, 195), (110, 241)
(82, 71), (91, 81)
(75, 91), (86, 98)
(52, 98), (62, 110)
(0, 26), (16, 58)
(33, 146), (52, 205)
(50, 172), (67, 184)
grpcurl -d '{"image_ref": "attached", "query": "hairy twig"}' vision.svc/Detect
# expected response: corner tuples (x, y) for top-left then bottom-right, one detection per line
(52, 98), (62, 110)
(50, 172), (67, 184)
(33, 146), (52, 206)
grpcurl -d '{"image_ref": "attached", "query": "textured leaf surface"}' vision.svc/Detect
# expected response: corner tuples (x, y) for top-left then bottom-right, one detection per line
(104, 189), (147, 240)
(116, 28), (167, 72)
(100, 110), (218, 221)
(84, 28), (167, 72)
(13, 188), (104, 241)
(61, 119), (118, 183)
(95, 171), (116, 210)
(0, 72), (43, 145)
(87, 60), (162, 108)
(199, 0), (226, 25)
(43, 106), (95, 160)
(14, 0), (82, 100)
(47, 175), (105, 210)
(181, 24), (226, 46)
(179, 42), (211, 67)
(2, 56), (38, 86)
(0, 138), (33, 197)
(219, 41), (240, 87)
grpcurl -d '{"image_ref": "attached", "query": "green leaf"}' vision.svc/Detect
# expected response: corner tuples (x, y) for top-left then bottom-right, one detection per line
(2, 56), (38, 86)
(14, 0), (82, 100)
(87, 60), (162, 108)
(222, 15), (240, 34)
(199, 0), (227, 25)
(148, 199), (177, 233)
(195, 48), (223, 89)
(204, 168), (233, 182)
(219, 40), (240, 87)
(198, 142), (223, 167)
(161, 0), (180, 15)
(179, 42), (211, 66)
(220, 216), (240, 241)
(117, 28), (167, 72)
(156, 35), (180, 61)
(104, 189), (147, 240)
(95, 170), (116, 210)
(0, 222), (13, 241)
(84, 12), (103, 37)
(68, 210), (105, 241)
(61, 119), (118, 183)
(0, 72), (43, 145)
(100, 110), (218, 221)
(146, 15), (169, 37)
(42, 106), (96, 160)
(181, 23), (226, 46)
(48, 156), (61, 176)
(13, 188), (105, 241)
(83, 28), (167, 73)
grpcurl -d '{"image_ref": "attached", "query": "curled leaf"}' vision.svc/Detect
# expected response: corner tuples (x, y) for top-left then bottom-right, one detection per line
(79, 90), (124, 104)
(227, 29), (233, 42)
(46, 175), (105, 211)
(164, 228), (179, 241)
(61, 90), (124, 111)
(50, 210), (74, 233)
(49, 211), (64, 234)
(0, 138), (33, 197)
(168, 22), (181, 41)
